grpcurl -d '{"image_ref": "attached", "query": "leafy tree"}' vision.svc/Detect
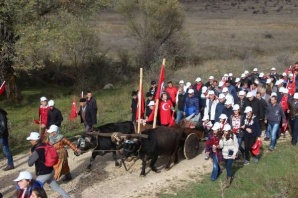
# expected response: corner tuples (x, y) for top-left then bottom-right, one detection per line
(117, 0), (187, 69)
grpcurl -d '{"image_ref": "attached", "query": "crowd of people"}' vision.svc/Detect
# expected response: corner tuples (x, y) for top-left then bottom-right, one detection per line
(136, 62), (298, 187)
(0, 91), (98, 197)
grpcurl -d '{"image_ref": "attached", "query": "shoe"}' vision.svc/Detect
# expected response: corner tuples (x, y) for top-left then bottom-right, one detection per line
(269, 147), (274, 151)
(63, 173), (72, 181)
(3, 165), (14, 171)
(253, 157), (259, 163)
(244, 160), (250, 166)
(264, 137), (270, 141)
(225, 177), (231, 188)
(205, 156), (210, 160)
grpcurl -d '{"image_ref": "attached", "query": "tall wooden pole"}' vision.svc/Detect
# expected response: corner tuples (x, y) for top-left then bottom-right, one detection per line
(137, 68), (143, 133)
(153, 58), (166, 128)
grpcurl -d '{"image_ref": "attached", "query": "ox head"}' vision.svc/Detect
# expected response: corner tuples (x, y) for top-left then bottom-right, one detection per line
(120, 138), (140, 159)
(76, 135), (97, 151)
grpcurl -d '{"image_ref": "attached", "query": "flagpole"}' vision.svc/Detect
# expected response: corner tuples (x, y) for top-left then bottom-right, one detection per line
(153, 58), (166, 129)
(137, 68), (143, 134)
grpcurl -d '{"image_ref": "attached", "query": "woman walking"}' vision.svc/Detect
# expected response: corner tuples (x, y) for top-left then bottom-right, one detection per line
(230, 104), (245, 158)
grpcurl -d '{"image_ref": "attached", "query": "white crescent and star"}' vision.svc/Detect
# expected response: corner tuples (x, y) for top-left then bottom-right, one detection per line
(162, 103), (169, 111)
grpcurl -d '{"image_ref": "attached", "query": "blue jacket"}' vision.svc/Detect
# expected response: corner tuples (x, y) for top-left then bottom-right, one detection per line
(184, 96), (199, 116)
(215, 102), (225, 122)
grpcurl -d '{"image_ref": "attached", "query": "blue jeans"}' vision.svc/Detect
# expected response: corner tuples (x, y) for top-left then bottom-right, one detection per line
(175, 110), (184, 124)
(0, 137), (14, 166)
(211, 152), (221, 181)
(225, 159), (234, 177)
(237, 137), (245, 153)
(267, 122), (280, 149)
(290, 117), (298, 144)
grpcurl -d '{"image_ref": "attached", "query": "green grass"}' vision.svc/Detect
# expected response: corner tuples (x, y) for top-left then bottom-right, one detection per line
(0, 84), (134, 155)
(159, 143), (298, 198)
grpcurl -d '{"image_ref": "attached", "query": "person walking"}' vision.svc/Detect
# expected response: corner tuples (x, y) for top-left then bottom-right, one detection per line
(287, 92), (298, 145)
(38, 97), (49, 138)
(265, 96), (286, 150)
(219, 124), (238, 187)
(46, 100), (63, 129)
(78, 98), (94, 133)
(47, 125), (81, 181)
(0, 108), (14, 171)
(14, 171), (43, 198)
(230, 104), (245, 158)
(241, 106), (262, 165)
(27, 132), (71, 198)
(86, 91), (98, 125)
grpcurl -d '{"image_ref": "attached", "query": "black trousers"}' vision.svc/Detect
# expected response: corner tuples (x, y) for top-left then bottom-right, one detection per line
(244, 136), (257, 161)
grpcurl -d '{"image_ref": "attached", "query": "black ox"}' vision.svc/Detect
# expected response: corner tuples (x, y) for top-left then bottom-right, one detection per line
(78, 121), (135, 170)
(121, 126), (183, 176)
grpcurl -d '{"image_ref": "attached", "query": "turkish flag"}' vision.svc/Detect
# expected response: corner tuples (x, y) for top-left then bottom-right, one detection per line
(136, 88), (145, 121)
(280, 95), (288, 111)
(0, 81), (6, 95)
(69, 97), (77, 122)
(287, 76), (296, 96)
(147, 62), (165, 122)
(159, 100), (173, 125)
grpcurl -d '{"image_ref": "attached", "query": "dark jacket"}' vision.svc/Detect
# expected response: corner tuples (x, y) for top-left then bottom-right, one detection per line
(131, 98), (138, 122)
(235, 97), (248, 115)
(78, 105), (94, 127)
(0, 108), (8, 138)
(242, 116), (261, 138)
(215, 102), (225, 122)
(86, 97), (97, 124)
(265, 103), (286, 124)
(46, 108), (63, 129)
(247, 97), (264, 120)
(28, 142), (53, 176)
(288, 96), (298, 118)
(222, 107), (233, 124)
(177, 93), (186, 111)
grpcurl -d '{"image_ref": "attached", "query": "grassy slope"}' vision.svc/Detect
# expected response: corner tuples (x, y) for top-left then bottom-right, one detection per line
(159, 142), (298, 198)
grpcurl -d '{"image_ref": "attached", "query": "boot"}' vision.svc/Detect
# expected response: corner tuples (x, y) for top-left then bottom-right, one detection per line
(226, 177), (231, 188)
(63, 172), (72, 181)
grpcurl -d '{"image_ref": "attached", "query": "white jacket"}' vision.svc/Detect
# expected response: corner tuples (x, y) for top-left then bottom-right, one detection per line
(219, 134), (239, 159)
(204, 98), (219, 121)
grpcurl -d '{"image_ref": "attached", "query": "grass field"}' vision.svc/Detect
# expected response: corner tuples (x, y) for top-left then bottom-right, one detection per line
(159, 141), (298, 198)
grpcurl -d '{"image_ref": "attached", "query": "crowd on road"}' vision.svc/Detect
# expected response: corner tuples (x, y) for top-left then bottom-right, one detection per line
(137, 62), (298, 187)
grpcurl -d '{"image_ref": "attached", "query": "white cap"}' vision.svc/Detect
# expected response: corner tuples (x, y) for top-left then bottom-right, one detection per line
(266, 79), (272, 84)
(228, 73), (233, 77)
(148, 101), (155, 106)
(282, 72), (287, 77)
(244, 70), (249, 74)
(246, 92), (253, 98)
(195, 77), (201, 82)
(202, 115), (209, 121)
(289, 73), (294, 77)
(271, 67), (276, 70)
(40, 96), (47, 102)
(209, 76), (214, 80)
(202, 86), (208, 94)
(26, 132), (40, 140)
(225, 99), (233, 105)
(233, 104), (240, 110)
(223, 124), (231, 131)
(253, 68), (258, 72)
(279, 87), (285, 93)
(224, 74), (228, 77)
(239, 90), (246, 96)
(283, 89), (289, 94)
(275, 79), (283, 85)
(259, 72), (264, 78)
(47, 125), (59, 133)
(222, 87), (228, 93)
(219, 81), (224, 87)
(219, 114), (228, 120)
(14, 171), (33, 182)
(179, 80), (185, 84)
(244, 106), (253, 113)
(48, 100), (55, 106)
(218, 93), (225, 99)
(294, 93), (298, 99)
(271, 92), (277, 97)
(186, 82), (191, 88)
(188, 89), (194, 94)
(212, 122), (221, 130)
(235, 78), (240, 83)
(208, 90), (215, 95)
(241, 73), (246, 78)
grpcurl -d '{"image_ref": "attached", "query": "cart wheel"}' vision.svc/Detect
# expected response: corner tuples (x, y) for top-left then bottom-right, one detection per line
(184, 133), (200, 160)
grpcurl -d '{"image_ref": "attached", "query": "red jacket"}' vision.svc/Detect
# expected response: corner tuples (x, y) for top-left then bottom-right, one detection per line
(39, 105), (50, 125)
(165, 86), (178, 104)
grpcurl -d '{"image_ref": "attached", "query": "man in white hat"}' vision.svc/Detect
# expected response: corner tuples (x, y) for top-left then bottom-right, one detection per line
(39, 96), (49, 139)
(215, 93), (226, 122)
(27, 132), (71, 198)
(221, 87), (234, 106)
(251, 68), (259, 81)
(175, 88), (186, 124)
(275, 79), (284, 103)
(46, 100), (63, 130)
(235, 90), (248, 114)
(270, 67), (279, 84)
(184, 89), (199, 117)
(246, 92), (264, 121)
(287, 93), (298, 145)
(206, 76), (215, 88)
(193, 77), (203, 98)
(204, 90), (218, 124)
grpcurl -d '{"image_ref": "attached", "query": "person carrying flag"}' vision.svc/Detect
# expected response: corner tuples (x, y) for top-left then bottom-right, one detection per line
(159, 92), (175, 126)
(39, 97), (49, 137)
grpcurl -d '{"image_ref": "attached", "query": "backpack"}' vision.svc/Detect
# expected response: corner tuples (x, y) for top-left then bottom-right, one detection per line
(37, 143), (59, 167)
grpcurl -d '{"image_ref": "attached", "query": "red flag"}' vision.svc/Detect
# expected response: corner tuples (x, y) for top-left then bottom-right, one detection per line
(147, 63), (165, 122)
(69, 97), (77, 121)
(168, 113), (175, 127)
(280, 95), (289, 112)
(136, 88), (145, 120)
(287, 74), (296, 96)
(0, 81), (6, 95)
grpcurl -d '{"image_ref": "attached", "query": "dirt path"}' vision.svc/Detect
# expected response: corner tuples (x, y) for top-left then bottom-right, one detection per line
(0, 143), (211, 198)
